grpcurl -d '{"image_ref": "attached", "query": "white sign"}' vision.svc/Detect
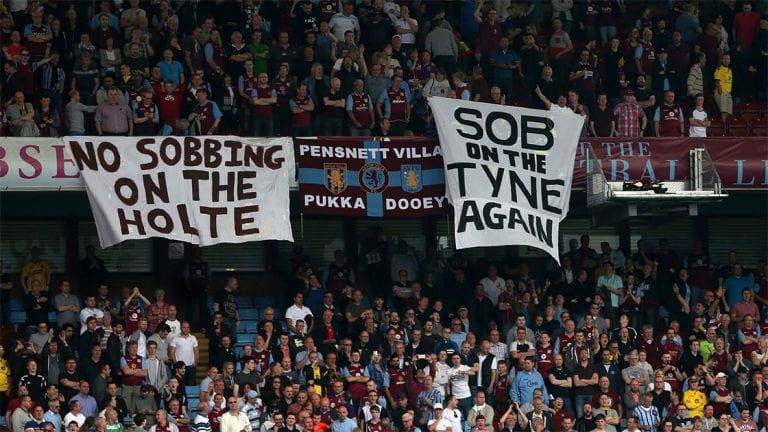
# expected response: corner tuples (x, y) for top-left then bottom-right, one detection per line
(429, 98), (584, 261)
(65, 136), (294, 248)
(0, 138), (83, 190)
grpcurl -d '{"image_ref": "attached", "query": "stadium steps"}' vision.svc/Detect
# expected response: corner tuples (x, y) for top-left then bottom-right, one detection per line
(193, 332), (210, 382)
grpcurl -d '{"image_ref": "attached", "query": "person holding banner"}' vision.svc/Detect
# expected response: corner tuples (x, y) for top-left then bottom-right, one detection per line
(251, 72), (277, 137)
(377, 75), (410, 136)
(290, 83), (315, 137)
(132, 88), (160, 136)
(346, 78), (375, 136)
(95, 88), (132, 136)
(187, 88), (222, 135)
(323, 77), (347, 135)
(534, 85), (570, 112)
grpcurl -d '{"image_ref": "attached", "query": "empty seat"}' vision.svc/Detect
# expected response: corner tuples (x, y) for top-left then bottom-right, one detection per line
(239, 308), (258, 320)
(10, 311), (26, 324)
(244, 321), (259, 333)
(236, 297), (253, 308)
(254, 297), (273, 308)
(186, 386), (201, 396)
(10, 299), (23, 311)
(707, 125), (726, 136)
(236, 333), (252, 346)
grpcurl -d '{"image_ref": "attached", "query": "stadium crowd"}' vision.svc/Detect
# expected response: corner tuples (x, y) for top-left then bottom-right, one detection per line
(0, 0), (766, 138)
(1, 236), (768, 432)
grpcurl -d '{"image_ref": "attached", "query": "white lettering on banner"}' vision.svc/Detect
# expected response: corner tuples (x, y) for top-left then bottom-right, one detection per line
(385, 197), (446, 210)
(304, 195), (366, 209)
(428, 98), (584, 261)
(65, 136), (294, 248)
(297, 144), (442, 160)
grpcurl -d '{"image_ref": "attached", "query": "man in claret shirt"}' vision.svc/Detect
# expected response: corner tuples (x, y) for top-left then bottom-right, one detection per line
(155, 80), (186, 134)
(188, 88), (222, 135)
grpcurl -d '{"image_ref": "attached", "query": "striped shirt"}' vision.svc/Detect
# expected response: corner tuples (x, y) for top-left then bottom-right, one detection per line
(191, 414), (212, 432)
(633, 405), (661, 432)
(241, 401), (263, 430)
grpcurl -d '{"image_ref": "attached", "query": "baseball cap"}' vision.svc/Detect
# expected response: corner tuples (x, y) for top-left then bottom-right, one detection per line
(715, 372), (727, 379)
(433, 403), (443, 410)
(247, 390), (258, 398)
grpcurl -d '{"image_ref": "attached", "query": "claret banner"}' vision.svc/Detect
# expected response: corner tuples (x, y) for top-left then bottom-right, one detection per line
(296, 137), (446, 217)
(429, 98), (585, 261)
(64, 136), (294, 248)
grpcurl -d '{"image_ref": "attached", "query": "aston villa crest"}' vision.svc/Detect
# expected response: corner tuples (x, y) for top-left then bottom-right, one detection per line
(401, 164), (422, 193)
(324, 163), (347, 194)
(359, 163), (388, 194)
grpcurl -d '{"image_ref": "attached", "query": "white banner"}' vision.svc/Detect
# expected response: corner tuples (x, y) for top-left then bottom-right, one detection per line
(65, 136), (294, 248)
(429, 98), (584, 261)
(0, 138), (84, 190)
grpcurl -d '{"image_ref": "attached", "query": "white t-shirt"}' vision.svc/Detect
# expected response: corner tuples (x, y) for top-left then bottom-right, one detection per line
(64, 412), (86, 428)
(80, 308), (104, 334)
(170, 334), (198, 366)
(427, 418), (453, 432)
(328, 13), (360, 42)
(285, 304), (313, 325)
(689, 108), (708, 137)
(448, 365), (472, 399)
(550, 104), (572, 113)
(479, 277), (505, 306)
(443, 408), (462, 432)
(165, 319), (181, 341)
(394, 18), (417, 44)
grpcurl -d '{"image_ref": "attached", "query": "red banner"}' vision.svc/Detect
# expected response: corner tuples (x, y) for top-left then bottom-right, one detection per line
(296, 137), (447, 217)
(572, 137), (768, 189)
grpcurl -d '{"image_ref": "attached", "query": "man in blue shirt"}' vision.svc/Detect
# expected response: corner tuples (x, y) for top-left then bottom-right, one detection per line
(157, 49), (185, 86)
(490, 37), (519, 100)
(331, 406), (357, 432)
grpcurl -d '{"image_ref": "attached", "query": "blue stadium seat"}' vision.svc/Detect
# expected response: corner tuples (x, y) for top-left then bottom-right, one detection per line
(244, 321), (259, 333)
(236, 333), (252, 346)
(48, 311), (57, 322)
(254, 297), (272, 308)
(235, 346), (244, 357)
(10, 311), (26, 324)
(10, 299), (23, 311)
(236, 297), (253, 308)
(239, 309), (258, 320)
(186, 386), (200, 397)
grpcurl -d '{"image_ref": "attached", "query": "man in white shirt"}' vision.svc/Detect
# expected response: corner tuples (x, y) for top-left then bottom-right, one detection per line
(688, 93), (710, 137)
(63, 401), (86, 428)
(442, 396), (463, 432)
(285, 292), (313, 335)
(163, 305), (182, 341)
(535, 85), (571, 112)
(479, 265), (505, 306)
(79, 296), (104, 334)
(220, 397), (251, 432)
(129, 317), (149, 358)
(169, 321), (199, 386)
(427, 404), (452, 432)
(328, 2), (360, 43)
(448, 353), (478, 415)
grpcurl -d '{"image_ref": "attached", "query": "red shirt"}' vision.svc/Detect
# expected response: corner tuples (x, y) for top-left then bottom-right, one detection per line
(733, 12), (761, 49)
(155, 83), (186, 126)
(478, 19), (501, 55)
